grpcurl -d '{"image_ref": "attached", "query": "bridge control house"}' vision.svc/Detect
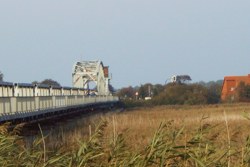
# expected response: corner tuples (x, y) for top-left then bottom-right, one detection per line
(221, 74), (250, 101)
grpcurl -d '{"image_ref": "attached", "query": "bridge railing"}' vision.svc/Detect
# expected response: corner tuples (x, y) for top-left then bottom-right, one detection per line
(0, 95), (119, 116)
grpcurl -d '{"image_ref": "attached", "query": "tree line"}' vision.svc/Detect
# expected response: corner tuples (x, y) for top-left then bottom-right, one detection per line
(0, 71), (61, 87)
(116, 80), (224, 106)
(1, 69), (249, 104)
(234, 82), (250, 102)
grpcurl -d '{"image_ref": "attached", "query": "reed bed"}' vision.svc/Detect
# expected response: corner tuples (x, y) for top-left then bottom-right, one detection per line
(1, 103), (250, 166)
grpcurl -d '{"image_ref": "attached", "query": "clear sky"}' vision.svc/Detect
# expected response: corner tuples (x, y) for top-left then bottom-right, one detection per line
(0, 0), (249, 88)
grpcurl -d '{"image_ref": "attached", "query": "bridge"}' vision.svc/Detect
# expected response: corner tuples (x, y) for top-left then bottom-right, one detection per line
(0, 60), (120, 123)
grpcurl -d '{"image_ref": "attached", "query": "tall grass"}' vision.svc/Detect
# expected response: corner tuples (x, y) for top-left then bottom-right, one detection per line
(1, 103), (250, 166)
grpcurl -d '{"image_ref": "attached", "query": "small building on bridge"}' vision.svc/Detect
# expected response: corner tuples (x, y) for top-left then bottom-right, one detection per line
(221, 74), (250, 101)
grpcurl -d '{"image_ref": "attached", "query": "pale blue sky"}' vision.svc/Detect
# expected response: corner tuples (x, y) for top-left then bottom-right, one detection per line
(0, 0), (249, 88)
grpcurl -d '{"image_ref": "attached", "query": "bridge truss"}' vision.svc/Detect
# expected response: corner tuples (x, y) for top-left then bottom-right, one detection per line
(72, 60), (111, 95)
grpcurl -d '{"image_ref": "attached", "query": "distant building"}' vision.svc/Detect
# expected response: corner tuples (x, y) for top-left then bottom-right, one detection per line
(221, 74), (250, 101)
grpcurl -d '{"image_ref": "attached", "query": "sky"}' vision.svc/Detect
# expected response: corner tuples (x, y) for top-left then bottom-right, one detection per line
(0, 0), (250, 89)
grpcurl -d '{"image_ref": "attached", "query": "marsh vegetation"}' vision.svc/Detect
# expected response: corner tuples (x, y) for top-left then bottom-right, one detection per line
(1, 103), (250, 166)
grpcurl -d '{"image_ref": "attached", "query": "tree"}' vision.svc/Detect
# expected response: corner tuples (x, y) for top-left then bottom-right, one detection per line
(109, 84), (115, 93)
(0, 71), (3, 82)
(171, 75), (192, 84)
(177, 75), (192, 84)
(138, 84), (152, 99)
(32, 81), (39, 85)
(40, 79), (61, 87)
(152, 83), (208, 105)
(138, 83), (162, 99)
(117, 86), (135, 99)
(152, 84), (164, 97)
(206, 82), (222, 104)
(236, 82), (250, 102)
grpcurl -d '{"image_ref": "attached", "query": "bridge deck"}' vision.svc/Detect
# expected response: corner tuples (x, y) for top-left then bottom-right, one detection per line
(0, 95), (119, 123)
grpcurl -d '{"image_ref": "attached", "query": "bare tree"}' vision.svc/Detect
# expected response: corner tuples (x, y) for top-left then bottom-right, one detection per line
(0, 71), (3, 82)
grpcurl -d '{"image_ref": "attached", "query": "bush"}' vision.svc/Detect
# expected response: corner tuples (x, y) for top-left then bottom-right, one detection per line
(152, 84), (210, 105)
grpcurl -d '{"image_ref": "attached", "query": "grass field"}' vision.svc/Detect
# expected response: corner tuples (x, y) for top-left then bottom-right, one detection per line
(54, 103), (250, 148)
(1, 103), (250, 166)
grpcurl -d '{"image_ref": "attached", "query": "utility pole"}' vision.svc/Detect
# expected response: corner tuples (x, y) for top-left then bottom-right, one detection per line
(148, 85), (151, 97)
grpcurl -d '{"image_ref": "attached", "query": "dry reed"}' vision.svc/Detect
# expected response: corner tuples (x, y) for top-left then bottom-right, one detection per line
(1, 103), (250, 166)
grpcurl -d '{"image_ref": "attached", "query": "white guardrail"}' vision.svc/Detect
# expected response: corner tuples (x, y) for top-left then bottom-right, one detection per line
(0, 95), (119, 117)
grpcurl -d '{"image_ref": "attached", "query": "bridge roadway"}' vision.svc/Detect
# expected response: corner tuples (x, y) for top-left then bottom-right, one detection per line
(0, 95), (119, 123)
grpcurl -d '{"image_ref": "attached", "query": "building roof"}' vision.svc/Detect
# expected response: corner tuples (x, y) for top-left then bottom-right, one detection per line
(223, 74), (250, 83)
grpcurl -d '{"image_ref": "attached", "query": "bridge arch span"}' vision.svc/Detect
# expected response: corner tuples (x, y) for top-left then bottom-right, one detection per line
(72, 60), (110, 95)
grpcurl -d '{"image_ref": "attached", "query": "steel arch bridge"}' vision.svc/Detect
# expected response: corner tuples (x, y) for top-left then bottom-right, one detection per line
(0, 60), (119, 124)
(72, 60), (111, 95)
